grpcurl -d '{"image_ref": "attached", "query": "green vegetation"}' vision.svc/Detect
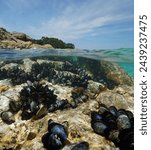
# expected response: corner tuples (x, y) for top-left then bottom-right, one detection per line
(33, 37), (75, 49)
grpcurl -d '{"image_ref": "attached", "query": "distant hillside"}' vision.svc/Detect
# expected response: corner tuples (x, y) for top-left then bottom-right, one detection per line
(33, 37), (75, 49)
(0, 27), (75, 49)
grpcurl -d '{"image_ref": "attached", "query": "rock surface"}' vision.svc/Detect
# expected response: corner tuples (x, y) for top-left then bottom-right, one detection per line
(0, 58), (133, 150)
(0, 27), (53, 49)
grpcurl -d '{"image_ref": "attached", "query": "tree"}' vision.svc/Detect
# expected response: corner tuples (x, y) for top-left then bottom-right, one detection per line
(33, 37), (75, 49)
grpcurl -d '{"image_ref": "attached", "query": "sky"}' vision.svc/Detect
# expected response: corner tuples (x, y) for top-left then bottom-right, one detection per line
(0, 0), (134, 49)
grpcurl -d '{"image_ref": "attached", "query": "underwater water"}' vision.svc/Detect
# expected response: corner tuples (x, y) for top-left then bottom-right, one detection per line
(0, 48), (133, 77)
(0, 48), (134, 150)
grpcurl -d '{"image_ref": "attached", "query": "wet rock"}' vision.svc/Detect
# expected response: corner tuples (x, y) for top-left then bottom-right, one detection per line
(96, 90), (130, 110)
(88, 80), (106, 94)
(0, 58), (133, 150)
(0, 95), (10, 113)
(0, 85), (9, 92)
(99, 61), (133, 86)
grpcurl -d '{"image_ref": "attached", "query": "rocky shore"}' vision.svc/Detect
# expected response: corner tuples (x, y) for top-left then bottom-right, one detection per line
(0, 58), (133, 150)
(0, 27), (53, 49)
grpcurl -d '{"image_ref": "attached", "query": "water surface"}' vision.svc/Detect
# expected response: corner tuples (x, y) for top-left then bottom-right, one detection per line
(0, 48), (134, 77)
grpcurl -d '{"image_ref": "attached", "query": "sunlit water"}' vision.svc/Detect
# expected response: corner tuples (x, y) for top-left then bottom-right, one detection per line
(0, 48), (134, 77)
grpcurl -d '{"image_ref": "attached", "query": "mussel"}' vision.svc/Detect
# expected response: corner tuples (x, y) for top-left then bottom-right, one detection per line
(42, 119), (68, 150)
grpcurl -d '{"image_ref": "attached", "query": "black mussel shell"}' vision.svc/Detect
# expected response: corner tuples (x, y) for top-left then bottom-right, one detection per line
(98, 104), (109, 114)
(70, 100), (78, 109)
(118, 128), (134, 150)
(30, 101), (39, 114)
(91, 122), (110, 137)
(102, 111), (117, 129)
(42, 132), (50, 148)
(116, 114), (131, 130)
(117, 109), (127, 117)
(21, 110), (32, 120)
(42, 132), (63, 150)
(109, 106), (118, 117)
(48, 120), (68, 142)
(56, 99), (69, 110)
(71, 141), (89, 150)
(48, 133), (63, 150)
(125, 110), (134, 120)
(1, 111), (15, 124)
(107, 130), (120, 145)
(9, 101), (21, 113)
(48, 105), (56, 112)
(91, 111), (103, 122)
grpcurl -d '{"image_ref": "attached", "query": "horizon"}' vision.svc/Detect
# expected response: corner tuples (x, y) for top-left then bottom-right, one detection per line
(0, 0), (134, 49)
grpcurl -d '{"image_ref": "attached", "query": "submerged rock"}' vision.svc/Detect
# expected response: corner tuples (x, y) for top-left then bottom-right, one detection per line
(0, 58), (133, 150)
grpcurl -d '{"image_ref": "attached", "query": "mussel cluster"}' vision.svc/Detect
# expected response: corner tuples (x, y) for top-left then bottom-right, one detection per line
(91, 104), (134, 150)
(0, 61), (91, 88)
(1, 80), (90, 123)
(0, 82), (70, 122)
(19, 82), (69, 120)
(70, 87), (88, 108)
(42, 119), (89, 150)
(0, 66), (28, 85)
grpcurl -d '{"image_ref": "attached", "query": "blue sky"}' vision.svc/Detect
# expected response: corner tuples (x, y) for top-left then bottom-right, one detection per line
(0, 0), (134, 49)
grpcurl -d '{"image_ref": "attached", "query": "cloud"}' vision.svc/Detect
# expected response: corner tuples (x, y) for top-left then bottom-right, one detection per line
(14, 0), (134, 41)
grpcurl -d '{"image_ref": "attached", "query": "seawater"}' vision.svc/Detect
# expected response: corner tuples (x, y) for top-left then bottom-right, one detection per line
(0, 48), (134, 77)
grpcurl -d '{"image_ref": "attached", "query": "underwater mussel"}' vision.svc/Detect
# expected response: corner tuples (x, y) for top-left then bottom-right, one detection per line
(9, 100), (21, 113)
(19, 82), (58, 120)
(0, 66), (28, 85)
(48, 99), (69, 112)
(1, 111), (15, 124)
(98, 103), (109, 114)
(70, 87), (89, 108)
(91, 104), (134, 150)
(91, 111), (103, 122)
(109, 106), (118, 117)
(118, 128), (134, 150)
(92, 121), (110, 136)
(116, 114), (131, 130)
(30, 62), (56, 80)
(42, 119), (68, 150)
(0, 60), (92, 89)
(70, 141), (89, 150)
